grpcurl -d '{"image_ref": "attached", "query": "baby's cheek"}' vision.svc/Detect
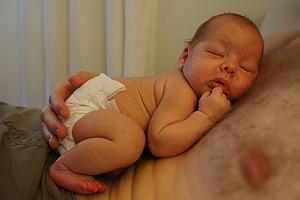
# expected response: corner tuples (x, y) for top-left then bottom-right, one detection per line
(230, 81), (252, 100)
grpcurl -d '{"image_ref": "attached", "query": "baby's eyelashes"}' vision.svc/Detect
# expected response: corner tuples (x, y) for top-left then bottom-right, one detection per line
(206, 43), (226, 57)
(239, 64), (257, 74)
(206, 49), (225, 58)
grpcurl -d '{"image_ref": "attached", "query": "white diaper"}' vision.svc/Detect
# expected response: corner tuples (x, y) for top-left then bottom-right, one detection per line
(57, 73), (126, 154)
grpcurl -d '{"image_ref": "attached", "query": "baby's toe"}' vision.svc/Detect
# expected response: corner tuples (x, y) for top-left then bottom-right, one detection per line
(99, 183), (106, 192)
(91, 183), (99, 193)
(80, 182), (88, 191)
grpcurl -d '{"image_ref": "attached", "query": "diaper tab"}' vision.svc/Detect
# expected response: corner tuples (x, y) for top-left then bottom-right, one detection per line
(96, 73), (126, 99)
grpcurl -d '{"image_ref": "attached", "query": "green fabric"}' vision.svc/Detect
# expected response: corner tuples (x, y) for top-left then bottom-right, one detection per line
(0, 102), (75, 200)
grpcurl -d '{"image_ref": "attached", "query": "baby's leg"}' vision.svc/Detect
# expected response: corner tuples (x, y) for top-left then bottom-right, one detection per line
(50, 109), (145, 194)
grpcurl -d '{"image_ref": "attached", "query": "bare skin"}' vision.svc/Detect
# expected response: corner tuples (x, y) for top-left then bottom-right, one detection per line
(49, 70), (223, 193)
(45, 15), (263, 194)
(76, 32), (300, 200)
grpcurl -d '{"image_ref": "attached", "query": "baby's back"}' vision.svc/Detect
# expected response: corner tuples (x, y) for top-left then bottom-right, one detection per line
(113, 74), (168, 131)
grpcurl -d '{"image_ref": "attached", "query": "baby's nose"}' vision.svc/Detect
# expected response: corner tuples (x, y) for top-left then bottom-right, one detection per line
(239, 149), (271, 189)
(220, 62), (237, 76)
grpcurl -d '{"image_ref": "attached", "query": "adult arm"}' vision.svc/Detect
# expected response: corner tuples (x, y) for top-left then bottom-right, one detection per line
(41, 71), (97, 149)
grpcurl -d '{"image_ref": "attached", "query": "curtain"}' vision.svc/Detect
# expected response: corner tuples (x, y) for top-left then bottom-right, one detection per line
(0, 0), (158, 108)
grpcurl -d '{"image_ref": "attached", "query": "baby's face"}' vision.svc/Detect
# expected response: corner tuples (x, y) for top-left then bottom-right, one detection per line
(181, 17), (263, 101)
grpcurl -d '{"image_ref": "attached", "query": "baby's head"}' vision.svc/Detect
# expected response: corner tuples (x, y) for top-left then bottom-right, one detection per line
(179, 13), (263, 101)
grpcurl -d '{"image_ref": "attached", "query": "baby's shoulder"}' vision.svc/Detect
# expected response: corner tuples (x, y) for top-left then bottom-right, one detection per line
(166, 70), (195, 94)
(160, 70), (197, 104)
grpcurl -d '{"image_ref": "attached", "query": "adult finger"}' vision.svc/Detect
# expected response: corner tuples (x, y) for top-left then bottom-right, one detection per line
(49, 79), (76, 120)
(42, 124), (59, 150)
(68, 71), (97, 88)
(41, 104), (68, 139)
(49, 71), (97, 119)
(49, 91), (70, 119)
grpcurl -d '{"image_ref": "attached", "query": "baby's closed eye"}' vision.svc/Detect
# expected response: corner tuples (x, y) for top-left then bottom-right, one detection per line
(239, 63), (257, 73)
(207, 48), (225, 58)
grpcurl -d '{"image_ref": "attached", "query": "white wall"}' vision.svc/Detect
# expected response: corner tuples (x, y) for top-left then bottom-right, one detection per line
(0, 0), (273, 107)
(0, 0), (22, 106)
(154, 0), (270, 74)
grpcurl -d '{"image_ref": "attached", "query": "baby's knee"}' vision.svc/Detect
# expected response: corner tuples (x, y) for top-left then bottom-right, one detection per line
(118, 126), (145, 164)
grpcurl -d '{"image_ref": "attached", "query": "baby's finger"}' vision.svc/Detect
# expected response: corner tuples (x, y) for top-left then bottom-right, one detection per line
(201, 90), (211, 98)
(222, 98), (232, 111)
(211, 86), (223, 95)
(221, 92), (230, 100)
(41, 105), (68, 139)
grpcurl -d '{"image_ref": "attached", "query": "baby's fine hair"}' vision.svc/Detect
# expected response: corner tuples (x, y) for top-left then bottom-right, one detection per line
(187, 13), (263, 48)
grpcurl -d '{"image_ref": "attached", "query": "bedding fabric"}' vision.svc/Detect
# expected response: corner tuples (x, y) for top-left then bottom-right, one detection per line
(0, 102), (74, 200)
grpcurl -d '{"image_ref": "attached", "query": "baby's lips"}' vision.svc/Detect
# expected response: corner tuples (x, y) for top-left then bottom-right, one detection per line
(208, 81), (230, 96)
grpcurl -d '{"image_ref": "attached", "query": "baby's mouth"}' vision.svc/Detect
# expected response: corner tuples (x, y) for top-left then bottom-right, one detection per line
(208, 78), (230, 96)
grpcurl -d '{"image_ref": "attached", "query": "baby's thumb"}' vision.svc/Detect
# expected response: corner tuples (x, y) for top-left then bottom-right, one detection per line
(212, 86), (223, 94)
(201, 91), (211, 98)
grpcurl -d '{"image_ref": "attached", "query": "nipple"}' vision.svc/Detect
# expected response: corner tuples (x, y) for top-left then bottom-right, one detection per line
(239, 149), (271, 189)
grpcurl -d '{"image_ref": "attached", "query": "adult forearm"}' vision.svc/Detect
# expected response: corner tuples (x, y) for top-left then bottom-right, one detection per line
(148, 111), (214, 157)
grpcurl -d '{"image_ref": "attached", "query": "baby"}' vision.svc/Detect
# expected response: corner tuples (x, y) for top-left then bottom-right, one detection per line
(49, 13), (263, 194)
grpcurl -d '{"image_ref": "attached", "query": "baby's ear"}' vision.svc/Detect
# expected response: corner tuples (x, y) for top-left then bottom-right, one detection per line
(179, 47), (189, 66)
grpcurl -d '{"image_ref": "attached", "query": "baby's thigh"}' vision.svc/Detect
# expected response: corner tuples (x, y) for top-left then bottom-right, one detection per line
(72, 108), (146, 147)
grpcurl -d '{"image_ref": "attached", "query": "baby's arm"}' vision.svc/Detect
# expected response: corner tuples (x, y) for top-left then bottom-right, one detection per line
(148, 85), (230, 158)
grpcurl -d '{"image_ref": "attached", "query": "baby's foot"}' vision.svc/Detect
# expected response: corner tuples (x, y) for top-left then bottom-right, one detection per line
(50, 162), (106, 194)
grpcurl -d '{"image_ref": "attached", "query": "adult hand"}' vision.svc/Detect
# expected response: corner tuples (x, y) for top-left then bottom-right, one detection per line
(41, 71), (97, 149)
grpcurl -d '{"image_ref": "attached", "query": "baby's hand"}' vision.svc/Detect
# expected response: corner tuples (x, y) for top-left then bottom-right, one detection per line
(198, 87), (231, 123)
